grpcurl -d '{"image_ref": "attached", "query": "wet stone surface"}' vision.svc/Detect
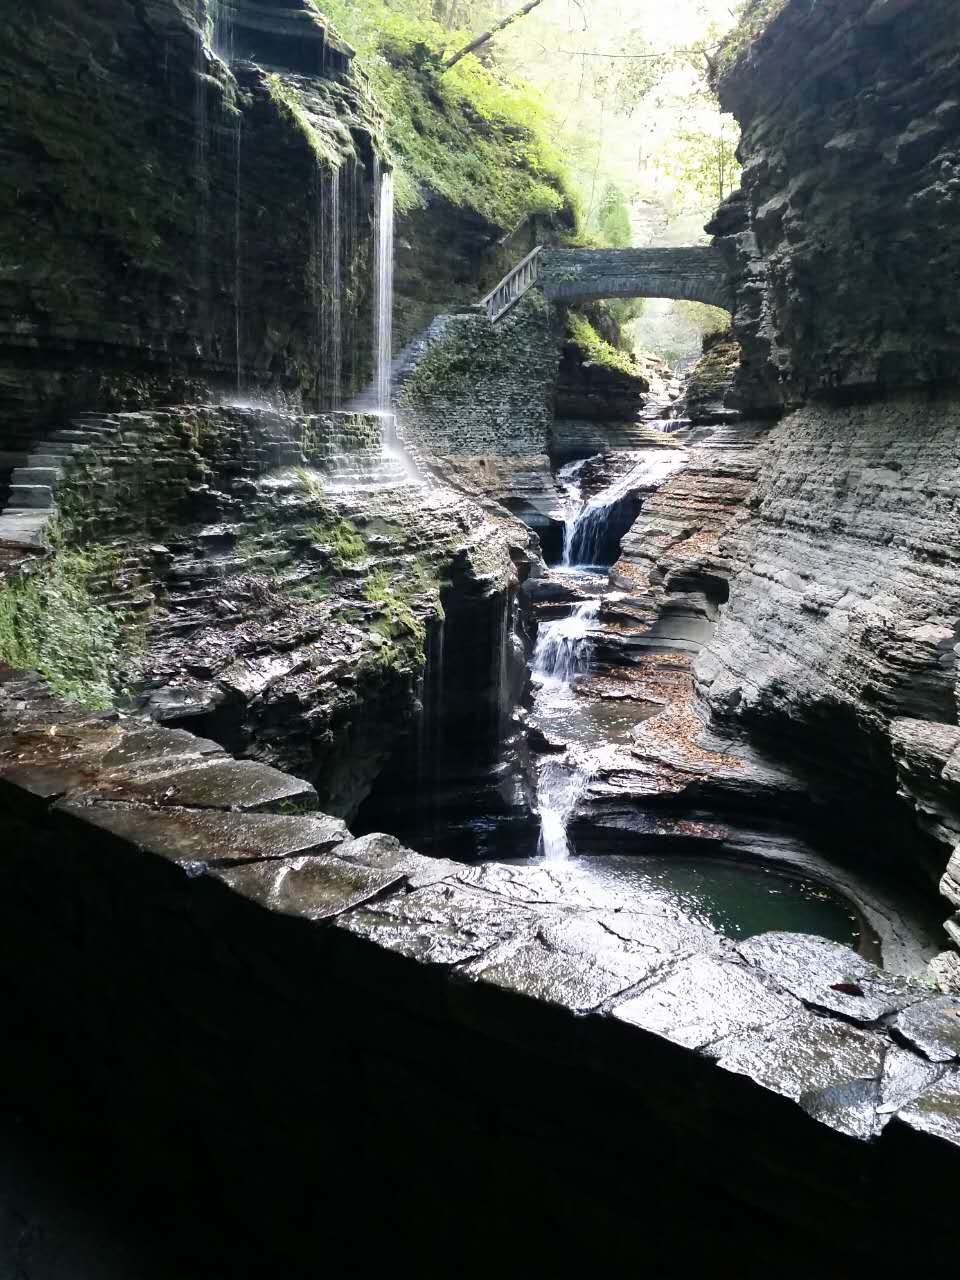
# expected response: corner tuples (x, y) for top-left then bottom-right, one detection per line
(68, 758), (318, 814)
(894, 995), (960, 1063)
(54, 803), (349, 869)
(214, 853), (405, 922)
(893, 1069), (960, 1148)
(2, 678), (960, 1164)
(737, 932), (917, 1024)
(338, 882), (538, 967)
(710, 1012), (887, 1139)
(610, 952), (799, 1051)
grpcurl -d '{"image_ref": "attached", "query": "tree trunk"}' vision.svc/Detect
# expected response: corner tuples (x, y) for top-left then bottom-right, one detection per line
(442, 0), (546, 70)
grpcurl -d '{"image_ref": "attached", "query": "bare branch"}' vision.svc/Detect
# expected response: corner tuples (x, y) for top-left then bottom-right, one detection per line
(442, 0), (548, 71)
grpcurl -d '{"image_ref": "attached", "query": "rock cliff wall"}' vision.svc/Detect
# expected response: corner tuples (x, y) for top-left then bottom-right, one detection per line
(712, 0), (960, 412)
(0, 0), (381, 448)
(689, 0), (960, 960)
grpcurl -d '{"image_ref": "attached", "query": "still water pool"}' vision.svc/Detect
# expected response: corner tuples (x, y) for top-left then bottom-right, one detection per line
(567, 854), (878, 955)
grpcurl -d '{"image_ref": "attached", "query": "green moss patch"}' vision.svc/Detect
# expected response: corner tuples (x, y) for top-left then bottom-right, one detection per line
(0, 547), (128, 708)
(566, 312), (639, 378)
(311, 0), (576, 230)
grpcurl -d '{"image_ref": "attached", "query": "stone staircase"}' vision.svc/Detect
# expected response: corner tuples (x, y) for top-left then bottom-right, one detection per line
(0, 413), (114, 549)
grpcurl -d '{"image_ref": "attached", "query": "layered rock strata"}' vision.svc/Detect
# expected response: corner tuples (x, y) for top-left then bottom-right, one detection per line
(0, 0), (380, 448)
(712, 0), (960, 410)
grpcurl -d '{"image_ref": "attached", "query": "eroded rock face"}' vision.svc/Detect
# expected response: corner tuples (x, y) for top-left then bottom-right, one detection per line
(0, 0), (380, 445)
(712, 0), (960, 409)
(693, 395), (960, 886)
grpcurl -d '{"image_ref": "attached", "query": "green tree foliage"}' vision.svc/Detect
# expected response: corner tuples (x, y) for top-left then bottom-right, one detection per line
(311, 0), (577, 230)
(661, 113), (740, 211)
(593, 182), (633, 248)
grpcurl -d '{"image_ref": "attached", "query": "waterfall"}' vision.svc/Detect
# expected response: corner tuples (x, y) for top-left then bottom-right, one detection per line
(557, 458), (587, 566)
(233, 112), (243, 393)
(193, 23), (210, 338)
(373, 159), (395, 415)
(314, 162), (344, 410)
(531, 598), (600, 861)
(562, 453), (684, 568)
(209, 0), (235, 63)
(330, 166), (343, 409)
(531, 599), (600, 693)
(537, 758), (589, 861)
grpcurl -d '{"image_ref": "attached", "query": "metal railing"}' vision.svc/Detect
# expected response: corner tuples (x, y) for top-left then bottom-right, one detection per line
(478, 246), (543, 322)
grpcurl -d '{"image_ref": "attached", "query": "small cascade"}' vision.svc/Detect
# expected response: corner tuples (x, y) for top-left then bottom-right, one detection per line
(537, 758), (589, 861)
(209, 0), (235, 63)
(556, 458), (587, 566)
(562, 453), (684, 568)
(531, 598), (600, 693)
(530, 598), (600, 859)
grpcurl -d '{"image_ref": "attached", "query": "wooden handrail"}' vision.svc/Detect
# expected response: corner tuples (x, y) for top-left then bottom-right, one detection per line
(479, 246), (543, 322)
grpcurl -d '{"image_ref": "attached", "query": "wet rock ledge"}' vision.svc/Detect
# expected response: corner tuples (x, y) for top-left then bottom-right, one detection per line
(1, 671), (959, 1268)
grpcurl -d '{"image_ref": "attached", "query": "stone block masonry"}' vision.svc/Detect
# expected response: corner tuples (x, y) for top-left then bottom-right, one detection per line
(396, 293), (565, 460)
(542, 246), (733, 311)
(1, 670), (959, 1271)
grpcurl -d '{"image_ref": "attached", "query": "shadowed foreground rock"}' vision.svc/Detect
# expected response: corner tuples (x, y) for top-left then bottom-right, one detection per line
(1, 671), (959, 1271)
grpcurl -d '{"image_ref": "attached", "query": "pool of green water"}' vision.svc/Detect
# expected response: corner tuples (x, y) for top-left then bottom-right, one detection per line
(569, 853), (878, 955)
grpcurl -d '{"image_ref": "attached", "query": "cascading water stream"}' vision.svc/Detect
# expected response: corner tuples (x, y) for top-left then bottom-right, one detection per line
(531, 598), (600, 694)
(233, 112), (243, 393)
(561, 453), (685, 568)
(531, 598), (600, 859)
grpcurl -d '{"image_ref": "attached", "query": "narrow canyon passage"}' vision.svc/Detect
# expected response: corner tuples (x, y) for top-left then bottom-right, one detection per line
(2, 0), (960, 1274)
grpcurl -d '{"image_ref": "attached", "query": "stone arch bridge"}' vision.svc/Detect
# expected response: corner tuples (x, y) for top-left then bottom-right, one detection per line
(540, 246), (732, 312)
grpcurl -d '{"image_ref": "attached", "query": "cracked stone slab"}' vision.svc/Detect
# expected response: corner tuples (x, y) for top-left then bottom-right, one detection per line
(737, 931), (917, 1023)
(337, 881), (536, 967)
(878, 1045), (946, 1121)
(99, 726), (225, 769)
(891, 1070), (960, 1149)
(54, 802), (349, 868)
(894, 995), (960, 1063)
(708, 1011), (888, 1138)
(333, 832), (461, 888)
(213, 853), (404, 922)
(465, 913), (678, 1013)
(0, 721), (228, 807)
(609, 952), (799, 1050)
(66, 758), (318, 813)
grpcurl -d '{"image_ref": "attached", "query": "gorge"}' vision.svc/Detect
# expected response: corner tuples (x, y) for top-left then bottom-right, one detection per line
(1, 0), (960, 1274)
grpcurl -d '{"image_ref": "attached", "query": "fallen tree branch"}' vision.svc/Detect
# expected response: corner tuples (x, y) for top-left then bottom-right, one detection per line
(442, 0), (547, 70)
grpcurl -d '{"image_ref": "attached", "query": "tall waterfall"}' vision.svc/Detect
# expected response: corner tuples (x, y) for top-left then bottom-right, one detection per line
(209, 0), (235, 62)
(561, 453), (684, 568)
(373, 159), (395, 414)
(233, 112), (243, 393)
(193, 27), (210, 336)
(314, 163), (343, 409)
